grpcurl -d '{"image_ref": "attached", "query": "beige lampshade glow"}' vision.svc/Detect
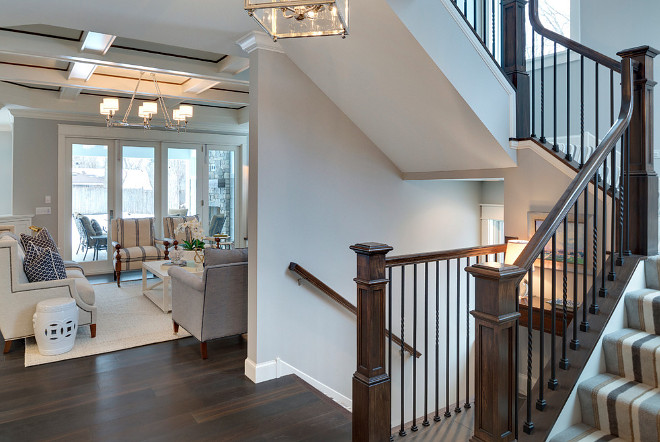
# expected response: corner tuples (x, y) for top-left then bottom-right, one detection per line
(100, 103), (111, 116)
(102, 98), (119, 112)
(142, 102), (158, 115)
(138, 106), (151, 119)
(173, 109), (185, 122)
(178, 105), (193, 118)
(504, 240), (528, 265)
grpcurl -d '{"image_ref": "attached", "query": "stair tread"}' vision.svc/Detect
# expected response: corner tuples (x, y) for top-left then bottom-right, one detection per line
(550, 423), (625, 442)
(577, 373), (660, 441)
(603, 328), (660, 387)
(624, 288), (660, 334)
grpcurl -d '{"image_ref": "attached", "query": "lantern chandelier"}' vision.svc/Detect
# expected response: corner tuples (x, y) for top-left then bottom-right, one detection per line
(99, 72), (193, 132)
(244, 0), (348, 41)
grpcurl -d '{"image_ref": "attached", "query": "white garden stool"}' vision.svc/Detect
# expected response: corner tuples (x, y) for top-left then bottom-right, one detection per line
(32, 297), (78, 356)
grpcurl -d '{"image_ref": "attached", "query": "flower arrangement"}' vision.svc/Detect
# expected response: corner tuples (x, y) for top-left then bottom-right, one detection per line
(174, 218), (205, 251)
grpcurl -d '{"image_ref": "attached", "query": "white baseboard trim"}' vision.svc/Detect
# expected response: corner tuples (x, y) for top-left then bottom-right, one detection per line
(276, 358), (352, 411)
(244, 357), (277, 383)
(244, 357), (352, 411)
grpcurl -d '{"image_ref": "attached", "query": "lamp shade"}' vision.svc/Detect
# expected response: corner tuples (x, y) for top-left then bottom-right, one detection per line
(142, 101), (158, 115)
(102, 98), (119, 112)
(504, 240), (528, 265)
(100, 103), (111, 116)
(178, 105), (193, 118)
(138, 106), (151, 119)
(173, 109), (185, 122)
(245, 0), (348, 40)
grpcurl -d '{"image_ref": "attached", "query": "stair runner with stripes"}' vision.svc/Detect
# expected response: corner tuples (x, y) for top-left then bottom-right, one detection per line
(552, 257), (660, 442)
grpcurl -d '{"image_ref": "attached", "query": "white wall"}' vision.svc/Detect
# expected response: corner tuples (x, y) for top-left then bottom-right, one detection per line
(580, 0), (660, 153)
(0, 131), (12, 215)
(247, 48), (483, 405)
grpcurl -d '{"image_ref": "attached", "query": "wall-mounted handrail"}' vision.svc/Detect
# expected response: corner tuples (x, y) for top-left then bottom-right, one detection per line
(288, 262), (421, 358)
(514, 58), (633, 272)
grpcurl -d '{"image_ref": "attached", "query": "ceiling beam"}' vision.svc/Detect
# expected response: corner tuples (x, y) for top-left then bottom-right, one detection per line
(217, 55), (249, 75)
(0, 29), (249, 86)
(0, 63), (248, 106)
(59, 87), (82, 100)
(80, 31), (116, 55)
(183, 78), (220, 94)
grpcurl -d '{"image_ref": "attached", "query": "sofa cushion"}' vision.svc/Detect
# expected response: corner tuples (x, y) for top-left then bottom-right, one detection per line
(114, 245), (164, 263)
(204, 248), (248, 267)
(91, 219), (104, 236)
(163, 215), (199, 243)
(23, 241), (67, 282)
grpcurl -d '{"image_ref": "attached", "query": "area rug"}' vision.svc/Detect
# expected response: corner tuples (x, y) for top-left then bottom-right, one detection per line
(24, 280), (190, 367)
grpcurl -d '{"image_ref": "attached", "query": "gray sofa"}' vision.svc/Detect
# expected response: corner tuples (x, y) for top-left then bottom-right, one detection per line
(169, 248), (247, 359)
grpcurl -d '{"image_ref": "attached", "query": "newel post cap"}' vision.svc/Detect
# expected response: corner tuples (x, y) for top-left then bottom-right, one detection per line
(350, 243), (393, 255)
(465, 261), (527, 281)
(617, 46), (660, 59)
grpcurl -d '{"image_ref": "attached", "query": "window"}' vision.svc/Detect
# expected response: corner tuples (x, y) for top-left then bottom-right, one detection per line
(526, 0), (572, 59)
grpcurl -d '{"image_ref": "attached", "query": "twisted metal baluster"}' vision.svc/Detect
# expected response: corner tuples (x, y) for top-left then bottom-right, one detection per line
(560, 220), (570, 370)
(523, 268), (535, 434)
(399, 265), (407, 437)
(590, 173), (600, 315)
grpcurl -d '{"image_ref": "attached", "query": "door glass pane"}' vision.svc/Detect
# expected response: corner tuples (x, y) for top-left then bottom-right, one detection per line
(208, 149), (235, 239)
(168, 148), (197, 217)
(71, 144), (108, 262)
(122, 146), (155, 218)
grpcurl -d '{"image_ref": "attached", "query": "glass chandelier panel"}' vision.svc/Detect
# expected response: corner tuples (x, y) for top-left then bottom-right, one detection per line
(245, 0), (348, 40)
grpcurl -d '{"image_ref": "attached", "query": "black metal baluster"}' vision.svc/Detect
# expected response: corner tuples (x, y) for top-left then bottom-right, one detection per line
(482, 0), (486, 43)
(491, 0), (495, 55)
(600, 153), (608, 298)
(617, 130), (626, 265)
(595, 63), (599, 159)
(515, 280), (519, 440)
(388, 267), (393, 375)
(531, 32), (536, 137)
(590, 173), (600, 315)
(435, 261), (441, 423)
(464, 256), (471, 409)
(537, 249), (547, 410)
(553, 42), (558, 151)
(423, 263), (430, 427)
(412, 264), (418, 432)
(399, 266), (406, 437)
(445, 260), (451, 418)
(540, 36), (546, 144)
(624, 128), (631, 256)
(523, 268), (534, 434)
(609, 69), (616, 280)
(548, 233), (558, 389)
(473, 0), (477, 31)
(580, 55), (585, 166)
(581, 187), (590, 331)
(571, 202), (580, 350)
(464, 0), (467, 17)
(560, 220), (570, 370)
(455, 258), (461, 414)
(565, 49), (572, 161)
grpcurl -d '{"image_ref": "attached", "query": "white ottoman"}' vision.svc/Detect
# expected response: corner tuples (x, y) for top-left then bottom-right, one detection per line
(32, 298), (78, 356)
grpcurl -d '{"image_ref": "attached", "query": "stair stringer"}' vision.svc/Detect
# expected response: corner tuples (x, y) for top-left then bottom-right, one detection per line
(546, 260), (646, 440)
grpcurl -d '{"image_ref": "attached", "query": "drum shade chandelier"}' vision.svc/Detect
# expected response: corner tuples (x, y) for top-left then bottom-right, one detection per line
(244, 0), (348, 41)
(99, 72), (193, 132)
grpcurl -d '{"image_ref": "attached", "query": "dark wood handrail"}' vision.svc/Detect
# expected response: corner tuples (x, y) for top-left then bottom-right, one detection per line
(529, 0), (622, 73)
(288, 262), (421, 358)
(514, 58), (634, 272)
(385, 243), (508, 267)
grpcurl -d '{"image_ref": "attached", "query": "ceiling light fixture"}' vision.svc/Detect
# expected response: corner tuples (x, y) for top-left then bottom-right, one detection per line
(100, 72), (193, 132)
(244, 0), (348, 41)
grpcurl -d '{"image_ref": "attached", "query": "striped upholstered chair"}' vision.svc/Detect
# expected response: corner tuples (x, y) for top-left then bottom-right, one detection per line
(163, 215), (199, 248)
(111, 217), (170, 287)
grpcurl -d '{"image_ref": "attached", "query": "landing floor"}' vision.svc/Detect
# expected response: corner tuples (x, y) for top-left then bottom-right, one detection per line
(0, 336), (352, 441)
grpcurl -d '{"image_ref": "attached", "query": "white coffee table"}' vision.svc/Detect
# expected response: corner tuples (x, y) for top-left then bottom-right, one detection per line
(142, 260), (203, 312)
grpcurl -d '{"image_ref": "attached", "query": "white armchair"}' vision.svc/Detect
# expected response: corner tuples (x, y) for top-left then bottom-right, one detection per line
(0, 236), (97, 353)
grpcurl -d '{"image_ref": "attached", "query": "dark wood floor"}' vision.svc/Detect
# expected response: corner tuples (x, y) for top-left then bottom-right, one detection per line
(0, 336), (352, 441)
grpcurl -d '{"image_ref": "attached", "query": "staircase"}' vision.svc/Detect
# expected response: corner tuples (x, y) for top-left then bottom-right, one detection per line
(552, 257), (660, 442)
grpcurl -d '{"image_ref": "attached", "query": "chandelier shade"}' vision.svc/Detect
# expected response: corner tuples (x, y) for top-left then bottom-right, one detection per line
(245, 0), (348, 40)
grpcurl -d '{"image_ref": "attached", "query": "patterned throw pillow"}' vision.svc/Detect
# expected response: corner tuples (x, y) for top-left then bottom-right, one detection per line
(20, 228), (59, 253)
(23, 241), (67, 282)
(91, 219), (104, 236)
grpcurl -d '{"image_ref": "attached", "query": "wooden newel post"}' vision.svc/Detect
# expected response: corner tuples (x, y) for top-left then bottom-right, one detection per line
(617, 46), (659, 256)
(466, 262), (525, 442)
(502, 0), (530, 139)
(350, 242), (393, 442)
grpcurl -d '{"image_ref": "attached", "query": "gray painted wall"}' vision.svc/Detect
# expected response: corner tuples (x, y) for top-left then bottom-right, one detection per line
(248, 48), (483, 404)
(481, 180), (504, 205)
(0, 131), (12, 215)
